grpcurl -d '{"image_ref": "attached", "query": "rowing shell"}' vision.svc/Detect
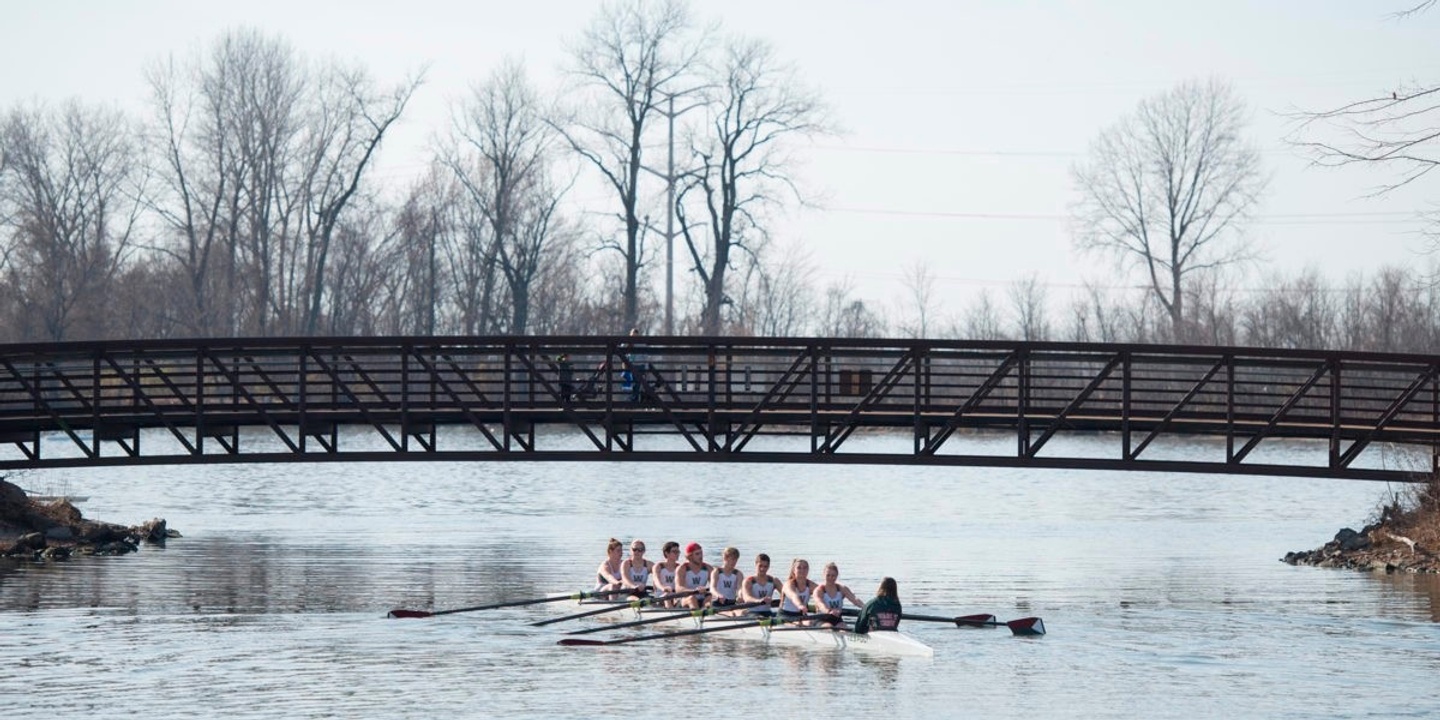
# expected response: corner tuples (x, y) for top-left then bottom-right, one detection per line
(564, 598), (935, 657)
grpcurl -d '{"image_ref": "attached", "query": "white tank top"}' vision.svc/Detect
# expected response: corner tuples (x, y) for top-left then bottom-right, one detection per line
(820, 586), (845, 610)
(713, 569), (740, 601)
(656, 565), (676, 591)
(683, 565), (709, 590)
(748, 576), (776, 599)
(627, 562), (650, 586)
(780, 583), (812, 614)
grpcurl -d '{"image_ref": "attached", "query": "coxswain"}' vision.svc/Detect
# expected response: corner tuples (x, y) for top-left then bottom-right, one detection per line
(853, 577), (903, 633)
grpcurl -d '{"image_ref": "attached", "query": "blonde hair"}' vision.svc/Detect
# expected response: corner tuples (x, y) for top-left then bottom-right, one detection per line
(723, 546), (740, 561)
(788, 558), (809, 582)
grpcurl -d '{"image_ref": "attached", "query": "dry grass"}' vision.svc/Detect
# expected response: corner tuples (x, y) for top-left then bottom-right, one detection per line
(1375, 474), (1440, 553)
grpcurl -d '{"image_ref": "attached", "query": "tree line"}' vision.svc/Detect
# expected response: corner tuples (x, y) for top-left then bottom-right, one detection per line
(0, 0), (1434, 355)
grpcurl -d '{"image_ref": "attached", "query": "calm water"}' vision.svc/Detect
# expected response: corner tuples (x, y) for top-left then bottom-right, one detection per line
(1, 431), (1438, 718)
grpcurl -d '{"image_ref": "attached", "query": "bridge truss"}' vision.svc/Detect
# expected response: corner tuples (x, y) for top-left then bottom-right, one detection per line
(0, 336), (1435, 481)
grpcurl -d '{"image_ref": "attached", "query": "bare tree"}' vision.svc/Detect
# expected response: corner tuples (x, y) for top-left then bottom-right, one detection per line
(894, 259), (938, 338)
(816, 279), (884, 338)
(295, 63), (422, 336)
(0, 101), (143, 341)
(1071, 78), (1267, 341)
(675, 35), (827, 336)
(1008, 274), (1051, 341)
(445, 60), (569, 335)
(962, 289), (1006, 341)
(555, 0), (702, 332)
(744, 239), (814, 337)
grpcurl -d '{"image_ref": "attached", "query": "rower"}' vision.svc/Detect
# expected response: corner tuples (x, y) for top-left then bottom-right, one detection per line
(814, 562), (864, 625)
(619, 539), (653, 596)
(779, 558), (819, 624)
(674, 542), (714, 609)
(708, 547), (743, 612)
(652, 541), (681, 606)
(853, 577), (903, 633)
(595, 538), (625, 592)
(740, 552), (781, 616)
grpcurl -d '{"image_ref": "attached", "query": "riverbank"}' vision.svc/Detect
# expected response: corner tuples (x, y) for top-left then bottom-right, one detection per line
(1283, 477), (1440, 574)
(0, 477), (174, 560)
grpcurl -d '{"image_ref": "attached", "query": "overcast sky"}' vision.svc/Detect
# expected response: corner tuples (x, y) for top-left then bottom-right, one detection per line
(3, 1), (1437, 324)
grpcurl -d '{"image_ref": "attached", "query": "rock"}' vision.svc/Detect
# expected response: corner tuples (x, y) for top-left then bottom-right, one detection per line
(1335, 528), (1371, 552)
(132, 518), (168, 543)
(16, 532), (45, 550)
(40, 546), (70, 560)
(44, 525), (74, 541)
(43, 499), (83, 524)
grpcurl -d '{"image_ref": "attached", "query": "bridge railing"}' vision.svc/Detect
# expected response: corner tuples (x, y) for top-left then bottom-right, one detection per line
(0, 336), (1434, 479)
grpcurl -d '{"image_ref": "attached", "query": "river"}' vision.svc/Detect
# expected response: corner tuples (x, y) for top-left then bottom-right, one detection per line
(1, 431), (1437, 718)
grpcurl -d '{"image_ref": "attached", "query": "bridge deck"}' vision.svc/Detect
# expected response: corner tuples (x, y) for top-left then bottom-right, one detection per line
(0, 336), (1435, 481)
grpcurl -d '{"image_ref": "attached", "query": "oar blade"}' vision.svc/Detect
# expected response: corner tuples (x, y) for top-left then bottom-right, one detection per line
(557, 638), (609, 646)
(954, 613), (998, 628)
(386, 609), (433, 619)
(1006, 617), (1046, 636)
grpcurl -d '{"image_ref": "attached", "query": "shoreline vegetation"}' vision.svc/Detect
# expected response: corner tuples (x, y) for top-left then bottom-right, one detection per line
(1283, 475), (1440, 574)
(0, 478), (175, 560)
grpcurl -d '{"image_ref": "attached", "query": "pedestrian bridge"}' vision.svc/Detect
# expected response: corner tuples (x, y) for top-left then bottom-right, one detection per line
(0, 336), (1435, 482)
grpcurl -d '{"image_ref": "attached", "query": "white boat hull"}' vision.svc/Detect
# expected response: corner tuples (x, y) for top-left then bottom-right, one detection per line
(563, 600), (934, 657)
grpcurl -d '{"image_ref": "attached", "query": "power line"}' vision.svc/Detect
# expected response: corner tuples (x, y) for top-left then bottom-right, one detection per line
(822, 206), (1425, 225)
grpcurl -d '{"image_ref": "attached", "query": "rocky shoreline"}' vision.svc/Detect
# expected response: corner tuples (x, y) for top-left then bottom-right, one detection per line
(1283, 522), (1440, 574)
(0, 477), (176, 561)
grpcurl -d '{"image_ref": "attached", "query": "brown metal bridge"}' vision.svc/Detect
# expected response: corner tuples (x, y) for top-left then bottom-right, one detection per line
(0, 336), (1436, 481)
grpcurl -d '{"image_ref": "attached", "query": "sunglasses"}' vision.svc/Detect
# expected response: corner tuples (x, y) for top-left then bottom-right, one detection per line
(631, 546), (645, 552)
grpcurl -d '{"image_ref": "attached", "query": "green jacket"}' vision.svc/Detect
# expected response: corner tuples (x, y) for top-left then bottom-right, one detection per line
(854, 595), (902, 633)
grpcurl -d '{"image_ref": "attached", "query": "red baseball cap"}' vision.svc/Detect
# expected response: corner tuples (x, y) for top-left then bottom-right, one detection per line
(684, 542), (702, 554)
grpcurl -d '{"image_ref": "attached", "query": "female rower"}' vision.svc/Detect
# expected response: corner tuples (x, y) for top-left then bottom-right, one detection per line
(740, 552), (781, 616)
(853, 577), (903, 633)
(595, 538), (625, 592)
(815, 562), (864, 624)
(674, 542), (714, 609)
(651, 541), (681, 606)
(619, 539), (653, 595)
(708, 547), (743, 611)
(779, 558), (819, 624)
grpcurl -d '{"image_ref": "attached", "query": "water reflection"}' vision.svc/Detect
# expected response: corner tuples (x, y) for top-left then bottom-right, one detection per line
(3, 433), (1440, 719)
(1368, 571), (1440, 622)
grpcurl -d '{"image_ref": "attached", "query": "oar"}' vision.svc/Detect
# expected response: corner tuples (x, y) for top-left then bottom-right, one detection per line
(529, 589), (703, 627)
(903, 613), (1046, 636)
(386, 588), (634, 619)
(564, 599), (772, 635)
(558, 613), (829, 647)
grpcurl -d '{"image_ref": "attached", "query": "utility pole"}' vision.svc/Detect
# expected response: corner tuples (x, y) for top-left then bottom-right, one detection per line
(645, 89), (709, 335)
